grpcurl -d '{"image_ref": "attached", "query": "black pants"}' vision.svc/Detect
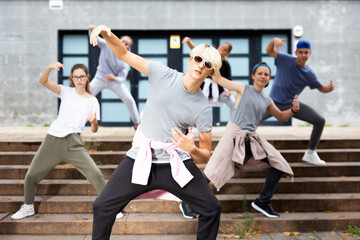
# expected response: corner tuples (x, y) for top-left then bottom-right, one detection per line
(92, 156), (221, 240)
(245, 136), (283, 202)
(262, 101), (325, 150)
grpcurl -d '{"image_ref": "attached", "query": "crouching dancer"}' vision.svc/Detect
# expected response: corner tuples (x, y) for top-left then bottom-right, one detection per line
(12, 62), (106, 220)
(205, 62), (296, 218)
(181, 62), (296, 218)
(89, 25), (222, 240)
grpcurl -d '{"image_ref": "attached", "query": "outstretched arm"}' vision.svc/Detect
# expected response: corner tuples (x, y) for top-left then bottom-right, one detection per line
(267, 95), (299, 121)
(90, 25), (149, 76)
(212, 72), (245, 95)
(171, 127), (211, 163)
(39, 62), (63, 95)
(318, 80), (335, 93)
(182, 37), (196, 50)
(266, 37), (287, 59)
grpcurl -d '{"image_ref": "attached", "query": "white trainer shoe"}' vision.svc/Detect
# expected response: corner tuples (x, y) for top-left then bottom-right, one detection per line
(11, 204), (35, 220)
(302, 151), (326, 165)
(116, 212), (124, 219)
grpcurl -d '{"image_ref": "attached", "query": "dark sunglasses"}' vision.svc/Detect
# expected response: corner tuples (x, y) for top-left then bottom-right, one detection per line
(192, 54), (214, 70)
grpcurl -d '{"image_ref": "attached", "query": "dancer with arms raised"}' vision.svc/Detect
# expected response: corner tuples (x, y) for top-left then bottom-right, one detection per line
(90, 25), (222, 240)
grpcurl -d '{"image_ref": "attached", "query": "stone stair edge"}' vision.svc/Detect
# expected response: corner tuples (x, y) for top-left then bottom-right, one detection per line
(1, 161), (359, 168)
(1, 176), (359, 184)
(2, 137), (360, 142)
(2, 192), (360, 202)
(0, 212), (359, 234)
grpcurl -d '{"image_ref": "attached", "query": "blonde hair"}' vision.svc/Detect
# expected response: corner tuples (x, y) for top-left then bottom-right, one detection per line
(190, 43), (222, 76)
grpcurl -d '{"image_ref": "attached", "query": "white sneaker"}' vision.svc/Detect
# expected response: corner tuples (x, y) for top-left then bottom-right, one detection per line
(302, 151), (326, 165)
(116, 212), (124, 219)
(11, 204), (35, 220)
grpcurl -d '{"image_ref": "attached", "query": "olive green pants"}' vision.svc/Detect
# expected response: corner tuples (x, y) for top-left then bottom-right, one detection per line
(24, 133), (106, 204)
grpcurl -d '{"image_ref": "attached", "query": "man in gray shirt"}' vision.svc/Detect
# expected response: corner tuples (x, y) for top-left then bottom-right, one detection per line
(88, 25), (140, 128)
(89, 25), (222, 240)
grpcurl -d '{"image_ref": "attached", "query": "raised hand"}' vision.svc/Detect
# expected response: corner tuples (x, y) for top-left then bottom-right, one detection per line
(39, 62), (64, 95)
(274, 38), (287, 52)
(88, 112), (97, 124)
(171, 127), (195, 153)
(90, 25), (111, 47)
(292, 95), (300, 113)
(182, 37), (191, 44)
(318, 80), (335, 93)
(49, 62), (64, 71)
(88, 25), (96, 32)
(328, 80), (335, 92)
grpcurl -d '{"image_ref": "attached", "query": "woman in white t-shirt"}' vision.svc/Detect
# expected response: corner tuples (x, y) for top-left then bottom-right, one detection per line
(11, 62), (107, 220)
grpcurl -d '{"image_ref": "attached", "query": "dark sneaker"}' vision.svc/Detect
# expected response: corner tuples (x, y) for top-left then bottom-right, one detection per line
(179, 202), (197, 219)
(251, 198), (280, 218)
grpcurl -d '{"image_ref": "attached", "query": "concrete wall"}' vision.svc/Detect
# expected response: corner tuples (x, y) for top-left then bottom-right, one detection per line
(0, 0), (359, 126)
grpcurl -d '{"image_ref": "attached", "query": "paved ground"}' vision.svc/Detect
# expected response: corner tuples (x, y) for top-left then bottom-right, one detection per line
(1, 125), (359, 239)
(1, 231), (360, 240)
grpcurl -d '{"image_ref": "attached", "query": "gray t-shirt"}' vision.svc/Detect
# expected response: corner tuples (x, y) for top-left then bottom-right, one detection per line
(230, 85), (271, 131)
(127, 61), (212, 163)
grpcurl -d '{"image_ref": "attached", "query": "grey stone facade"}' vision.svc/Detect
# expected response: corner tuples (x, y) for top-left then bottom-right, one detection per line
(0, 0), (359, 126)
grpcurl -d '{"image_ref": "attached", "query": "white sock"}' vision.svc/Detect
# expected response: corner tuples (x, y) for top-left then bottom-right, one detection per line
(307, 149), (314, 154)
(24, 203), (34, 209)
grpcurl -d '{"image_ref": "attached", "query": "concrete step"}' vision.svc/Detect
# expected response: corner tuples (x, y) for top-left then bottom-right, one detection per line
(1, 148), (360, 165)
(0, 140), (132, 152)
(0, 164), (117, 179)
(0, 212), (359, 234)
(0, 151), (126, 165)
(1, 162), (360, 179)
(0, 232), (354, 240)
(234, 162), (360, 178)
(0, 179), (99, 196)
(280, 149), (360, 163)
(269, 138), (360, 150)
(2, 193), (360, 214)
(213, 176), (360, 194)
(1, 177), (359, 196)
(1, 138), (360, 152)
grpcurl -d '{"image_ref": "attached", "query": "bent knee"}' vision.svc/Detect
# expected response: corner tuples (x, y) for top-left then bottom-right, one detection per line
(214, 199), (222, 212)
(124, 100), (136, 107)
(93, 170), (105, 180)
(24, 172), (39, 184)
(85, 169), (104, 181)
(208, 197), (222, 214)
(93, 197), (103, 213)
(315, 117), (326, 127)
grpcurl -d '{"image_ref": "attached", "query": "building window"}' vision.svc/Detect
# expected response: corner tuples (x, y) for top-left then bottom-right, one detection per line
(59, 29), (291, 127)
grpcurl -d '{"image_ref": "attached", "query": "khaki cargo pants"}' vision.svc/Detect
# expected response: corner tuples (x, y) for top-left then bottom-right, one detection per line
(24, 133), (106, 204)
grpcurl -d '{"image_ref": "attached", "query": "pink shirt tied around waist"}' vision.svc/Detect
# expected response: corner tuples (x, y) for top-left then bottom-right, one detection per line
(131, 129), (194, 188)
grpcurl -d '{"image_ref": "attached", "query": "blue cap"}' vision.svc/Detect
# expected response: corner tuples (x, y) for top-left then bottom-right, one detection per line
(296, 40), (311, 49)
(252, 62), (271, 74)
